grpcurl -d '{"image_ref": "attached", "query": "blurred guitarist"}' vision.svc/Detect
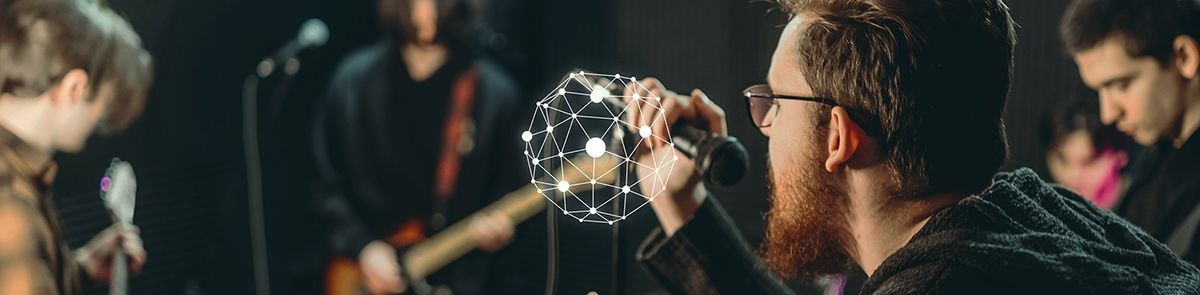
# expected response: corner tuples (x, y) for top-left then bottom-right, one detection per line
(0, 0), (153, 293)
(312, 0), (526, 294)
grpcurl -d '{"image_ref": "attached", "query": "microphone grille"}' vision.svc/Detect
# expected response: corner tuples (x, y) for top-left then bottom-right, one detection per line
(705, 137), (749, 187)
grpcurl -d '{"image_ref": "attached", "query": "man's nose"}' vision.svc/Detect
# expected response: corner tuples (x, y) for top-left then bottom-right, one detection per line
(1098, 91), (1121, 125)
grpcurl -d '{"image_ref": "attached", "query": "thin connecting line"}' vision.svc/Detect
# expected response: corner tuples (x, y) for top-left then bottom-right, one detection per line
(522, 71), (677, 225)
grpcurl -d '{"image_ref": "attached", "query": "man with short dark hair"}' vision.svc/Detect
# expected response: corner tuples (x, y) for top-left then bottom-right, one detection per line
(623, 0), (1200, 293)
(1061, 0), (1200, 265)
(0, 0), (153, 293)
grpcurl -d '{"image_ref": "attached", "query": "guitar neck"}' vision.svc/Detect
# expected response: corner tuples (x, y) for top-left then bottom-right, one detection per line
(401, 156), (619, 282)
(401, 184), (540, 282)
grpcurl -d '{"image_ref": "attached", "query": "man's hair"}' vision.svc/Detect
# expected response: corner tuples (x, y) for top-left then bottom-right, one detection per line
(1061, 0), (1200, 64)
(0, 0), (153, 134)
(378, 0), (478, 47)
(781, 0), (1017, 196)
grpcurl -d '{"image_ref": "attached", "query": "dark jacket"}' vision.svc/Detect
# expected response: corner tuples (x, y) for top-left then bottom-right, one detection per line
(1116, 126), (1200, 264)
(312, 41), (526, 294)
(637, 168), (1200, 294)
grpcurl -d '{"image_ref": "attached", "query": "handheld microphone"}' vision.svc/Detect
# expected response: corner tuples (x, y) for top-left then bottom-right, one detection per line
(569, 70), (750, 187)
(256, 18), (329, 77)
(600, 95), (749, 187)
(669, 124), (749, 187)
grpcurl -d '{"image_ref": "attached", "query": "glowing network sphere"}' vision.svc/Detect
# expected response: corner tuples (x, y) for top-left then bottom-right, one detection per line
(522, 71), (677, 225)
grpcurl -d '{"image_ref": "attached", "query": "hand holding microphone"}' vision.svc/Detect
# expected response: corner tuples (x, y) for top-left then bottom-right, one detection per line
(624, 78), (734, 235)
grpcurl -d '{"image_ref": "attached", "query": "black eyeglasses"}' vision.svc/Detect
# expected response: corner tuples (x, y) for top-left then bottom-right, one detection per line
(743, 84), (838, 128)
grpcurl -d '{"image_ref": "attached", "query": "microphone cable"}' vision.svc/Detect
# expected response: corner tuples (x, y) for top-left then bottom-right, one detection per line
(543, 96), (564, 295)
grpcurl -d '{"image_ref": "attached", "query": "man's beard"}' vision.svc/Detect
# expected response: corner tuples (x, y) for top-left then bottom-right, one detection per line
(760, 146), (853, 280)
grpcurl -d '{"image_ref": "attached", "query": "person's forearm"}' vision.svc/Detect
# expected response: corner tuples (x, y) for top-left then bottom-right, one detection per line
(649, 184), (707, 236)
(640, 196), (793, 295)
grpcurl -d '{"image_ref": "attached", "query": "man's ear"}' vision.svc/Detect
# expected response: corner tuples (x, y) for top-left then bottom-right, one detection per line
(1174, 35), (1200, 79)
(50, 69), (90, 106)
(825, 106), (864, 173)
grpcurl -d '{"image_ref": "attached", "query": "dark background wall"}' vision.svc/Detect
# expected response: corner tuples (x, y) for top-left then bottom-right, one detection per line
(49, 0), (1081, 294)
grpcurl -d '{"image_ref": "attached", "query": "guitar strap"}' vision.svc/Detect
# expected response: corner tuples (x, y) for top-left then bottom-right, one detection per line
(431, 65), (478, 230)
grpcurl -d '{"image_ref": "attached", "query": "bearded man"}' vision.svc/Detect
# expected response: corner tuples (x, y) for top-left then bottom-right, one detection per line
(623, 0), (1200, 293)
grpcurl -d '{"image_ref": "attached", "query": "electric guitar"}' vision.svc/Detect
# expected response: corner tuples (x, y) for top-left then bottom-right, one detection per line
(324, 155), (620, 295)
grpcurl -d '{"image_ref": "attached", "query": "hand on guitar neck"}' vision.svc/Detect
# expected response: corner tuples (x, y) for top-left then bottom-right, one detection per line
(357, 213), (514, 295)
(74, 224), (147, 283)
(333, 154), (618, 295)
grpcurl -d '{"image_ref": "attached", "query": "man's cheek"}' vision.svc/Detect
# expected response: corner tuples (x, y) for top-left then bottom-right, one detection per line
(768, 138), (795, 175)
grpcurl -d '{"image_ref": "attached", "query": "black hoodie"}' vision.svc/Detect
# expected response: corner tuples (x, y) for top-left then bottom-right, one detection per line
(638, 168), (1200, 294)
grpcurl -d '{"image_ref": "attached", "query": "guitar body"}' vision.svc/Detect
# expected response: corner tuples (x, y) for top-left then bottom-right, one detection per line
(324, 218), (426, 295)
(324, 258), (367, 295)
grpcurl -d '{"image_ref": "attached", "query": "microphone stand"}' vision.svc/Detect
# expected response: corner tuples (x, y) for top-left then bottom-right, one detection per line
(609, 119), (635, 295)
(611, 181), (625, 295)
(242, 73), (271, 295)
(242, 57), (301, 295)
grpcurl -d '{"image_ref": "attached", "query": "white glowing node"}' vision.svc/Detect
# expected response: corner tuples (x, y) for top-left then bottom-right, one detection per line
(522, 71), (678, 225)
(585, 137), (605, 158)
(590, 86), (606, 103)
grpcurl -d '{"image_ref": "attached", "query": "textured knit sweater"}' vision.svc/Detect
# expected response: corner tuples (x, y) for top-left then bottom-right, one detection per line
(638, 168), (1200, 294)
